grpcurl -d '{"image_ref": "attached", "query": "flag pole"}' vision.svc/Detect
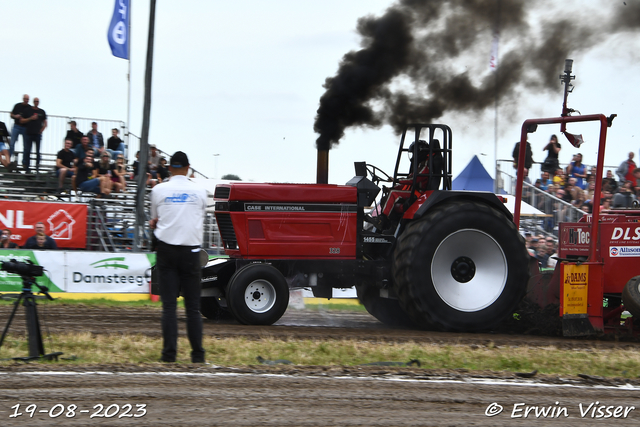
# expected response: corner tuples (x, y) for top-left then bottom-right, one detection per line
(134, 0), (156, 252)
(126, 1), (132, 161)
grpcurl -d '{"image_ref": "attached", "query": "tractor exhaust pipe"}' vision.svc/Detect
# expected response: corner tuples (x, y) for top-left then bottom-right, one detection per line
(316, 149), (329, 184)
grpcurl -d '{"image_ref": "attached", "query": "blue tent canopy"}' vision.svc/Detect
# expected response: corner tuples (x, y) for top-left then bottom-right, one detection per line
(452, 155), (494, 191)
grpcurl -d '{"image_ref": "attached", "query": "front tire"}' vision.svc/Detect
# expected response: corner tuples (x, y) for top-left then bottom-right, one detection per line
(226, 263), (289, 325)
(394, 201), (529, 331)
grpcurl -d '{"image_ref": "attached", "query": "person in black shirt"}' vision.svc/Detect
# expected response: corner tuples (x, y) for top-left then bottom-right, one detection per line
(23, 222), (58, 250)
(65, 121), (84, 148)
(23, 97), (47, 174)
(56, 138), (77, 192)
(9, 94), (33, 160)
(96, 151), (115, 196)
(106, 128), (125, 157)
(75, 153), (101, 194)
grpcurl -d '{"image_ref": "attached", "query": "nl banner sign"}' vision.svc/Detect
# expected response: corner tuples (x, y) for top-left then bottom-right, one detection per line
(0, 200), (88, 248)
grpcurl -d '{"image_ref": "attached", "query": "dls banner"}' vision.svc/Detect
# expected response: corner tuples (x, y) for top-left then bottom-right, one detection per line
(0, 200), (88, 248)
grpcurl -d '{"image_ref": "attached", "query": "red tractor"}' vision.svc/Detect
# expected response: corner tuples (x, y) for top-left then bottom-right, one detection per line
(202, 124), (530, 331)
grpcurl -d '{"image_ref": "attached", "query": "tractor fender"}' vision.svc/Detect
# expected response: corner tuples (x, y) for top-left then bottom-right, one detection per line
(200, 258), (237, 291)
(407, 190), (513, 221)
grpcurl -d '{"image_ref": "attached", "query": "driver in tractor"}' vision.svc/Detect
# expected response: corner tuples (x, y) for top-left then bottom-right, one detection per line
(373, 139), (442, 231)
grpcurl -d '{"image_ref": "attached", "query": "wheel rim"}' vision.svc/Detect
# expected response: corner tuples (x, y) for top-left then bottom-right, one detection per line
(431, 229), (507, 312)
(243, 279), (277, 314)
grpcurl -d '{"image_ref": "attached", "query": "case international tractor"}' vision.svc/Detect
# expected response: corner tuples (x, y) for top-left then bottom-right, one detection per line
(200, 124), (530, 331)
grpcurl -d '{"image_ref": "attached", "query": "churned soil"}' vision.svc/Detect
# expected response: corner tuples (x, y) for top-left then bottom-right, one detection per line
(1, 304), (640, 426)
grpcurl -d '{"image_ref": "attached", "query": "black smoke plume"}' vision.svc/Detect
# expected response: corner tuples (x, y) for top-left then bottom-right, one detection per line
(314, 0), (640, 150)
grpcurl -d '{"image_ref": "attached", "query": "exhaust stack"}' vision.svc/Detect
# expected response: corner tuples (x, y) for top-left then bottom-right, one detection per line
(316, 150), (329, 184)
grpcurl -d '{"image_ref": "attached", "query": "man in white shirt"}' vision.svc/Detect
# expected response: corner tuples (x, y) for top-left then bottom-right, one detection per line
(150, 151), (208, 363)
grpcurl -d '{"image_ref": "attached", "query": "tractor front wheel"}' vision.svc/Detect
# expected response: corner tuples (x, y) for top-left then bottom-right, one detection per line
(226, 263), (290, 325)
(394, 201), (529, 331)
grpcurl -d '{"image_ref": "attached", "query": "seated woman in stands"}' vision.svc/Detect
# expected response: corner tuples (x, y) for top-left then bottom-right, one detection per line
(111, 154), (127, 192)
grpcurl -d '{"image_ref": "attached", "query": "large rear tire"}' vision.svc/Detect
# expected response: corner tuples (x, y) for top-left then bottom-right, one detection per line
(394, 201), (529, 331)
(622, 276), (640, 319)
(226, 263), (290, 325)
(355, 284), (419, 329)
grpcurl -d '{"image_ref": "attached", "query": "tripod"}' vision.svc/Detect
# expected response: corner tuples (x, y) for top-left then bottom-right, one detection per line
(0, 276), (62, 361)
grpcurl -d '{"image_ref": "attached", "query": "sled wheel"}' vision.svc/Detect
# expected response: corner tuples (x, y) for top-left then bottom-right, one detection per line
(355, 284), (419, 329)
(226, 263), (289, 325)
(394, 200), (529, 331)
(622, 276), (640, 319)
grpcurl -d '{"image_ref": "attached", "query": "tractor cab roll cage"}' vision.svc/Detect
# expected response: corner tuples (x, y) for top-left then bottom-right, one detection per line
(384, 124), (452, 206)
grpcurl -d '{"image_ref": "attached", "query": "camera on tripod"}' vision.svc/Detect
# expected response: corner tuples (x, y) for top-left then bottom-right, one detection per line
(1, 260), (44, 277)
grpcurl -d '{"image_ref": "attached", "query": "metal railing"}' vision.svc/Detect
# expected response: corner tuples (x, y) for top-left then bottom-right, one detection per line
(497, 167), (587, 237)
(1, 110), (126, 161)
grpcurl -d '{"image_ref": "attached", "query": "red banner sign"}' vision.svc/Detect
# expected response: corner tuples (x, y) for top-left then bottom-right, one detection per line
(0, 200), (87, 248)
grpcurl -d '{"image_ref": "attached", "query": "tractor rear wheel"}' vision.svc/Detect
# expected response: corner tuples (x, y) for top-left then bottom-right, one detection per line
(356, 284), (418, 329)
(394, 201), (529, 331)
(622, 276), (640, 319)
(226, 263), (289, 325)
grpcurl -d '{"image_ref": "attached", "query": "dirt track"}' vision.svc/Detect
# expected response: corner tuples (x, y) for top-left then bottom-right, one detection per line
(1, 304), (640, 426)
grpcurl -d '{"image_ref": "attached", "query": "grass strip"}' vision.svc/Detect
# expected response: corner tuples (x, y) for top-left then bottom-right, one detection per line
(1, 333), (639, 378)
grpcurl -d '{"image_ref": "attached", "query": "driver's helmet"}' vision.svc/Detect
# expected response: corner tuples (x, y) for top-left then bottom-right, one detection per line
(408, 140), (430, 164)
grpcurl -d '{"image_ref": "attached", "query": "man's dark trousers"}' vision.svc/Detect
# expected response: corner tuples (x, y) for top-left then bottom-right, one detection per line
(157, 240), (205, 363)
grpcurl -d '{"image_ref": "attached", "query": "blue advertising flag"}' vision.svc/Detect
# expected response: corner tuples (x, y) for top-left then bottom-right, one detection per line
(107, 0), (130, 59)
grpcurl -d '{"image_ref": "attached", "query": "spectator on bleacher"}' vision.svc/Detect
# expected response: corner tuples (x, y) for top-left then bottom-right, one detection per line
(96, 151), (116, 196)
(157, 157), (170, 182)
(56, 137), (77, 193)
(113, 154), (127, 192)
(74, 136), (92, 161)
(149, 144), (161, 178)
(634, 168), (640, 197)
(602, 169), (618, 193)
(541, 134), (561, 175)
(535, 239), (549, 268)
(612, 181), (637, 208)
(567, 153), (587, 190)
(539, 171), (551, 191)
(132, 150), (155, 187)
(616, 152), (636, 185)
(553, 168), (565, 188)
(23, 97), (47, 174)
(65, 121), (84, 148)
(75, 153), (101, 195)
(0, 134), (13, 171)
(106, 128), (125, 158)
(86, 122), (104, 156)
(0, 229), (18, 249)
(512, 140), (534, 171)
(546, 238), (558, 269)
(9, 94), (32, 160)
(23, 222), (57, 249)
(601, 196), (612, 211)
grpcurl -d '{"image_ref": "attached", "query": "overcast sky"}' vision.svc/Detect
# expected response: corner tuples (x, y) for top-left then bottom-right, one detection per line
(2, 0), (638, 184)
